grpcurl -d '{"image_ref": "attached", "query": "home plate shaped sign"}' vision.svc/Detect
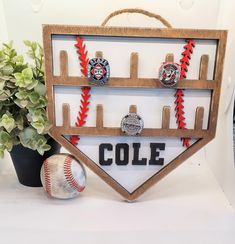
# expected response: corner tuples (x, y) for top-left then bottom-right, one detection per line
(43, 24), (227, 201)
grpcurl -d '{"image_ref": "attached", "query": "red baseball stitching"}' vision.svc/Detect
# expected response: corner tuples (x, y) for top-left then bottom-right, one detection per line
(174, 39), (195, 148)
(69, 87), (91, 145)
(43, 159), (51, 196)
(70, 36), (91, 146)
(64, 156), (85, 193)
(75, 87), (91, 127)
(75, 36), (89, 77)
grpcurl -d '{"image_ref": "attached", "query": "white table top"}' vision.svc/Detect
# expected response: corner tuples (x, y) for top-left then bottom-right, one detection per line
(0, 151), (235, 244)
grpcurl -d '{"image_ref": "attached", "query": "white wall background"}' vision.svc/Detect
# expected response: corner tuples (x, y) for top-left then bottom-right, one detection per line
(0, 0), (7, 43)
(0, 0), (234, 206)
(206, 0), (235, 209)
(0, 0), (222, 51)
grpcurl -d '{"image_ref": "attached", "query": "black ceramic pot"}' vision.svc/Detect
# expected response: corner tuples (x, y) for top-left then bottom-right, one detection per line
(10, 137), (61, 187)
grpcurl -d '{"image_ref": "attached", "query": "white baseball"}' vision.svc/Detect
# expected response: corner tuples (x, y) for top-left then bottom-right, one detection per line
(40, 154), (86, 199)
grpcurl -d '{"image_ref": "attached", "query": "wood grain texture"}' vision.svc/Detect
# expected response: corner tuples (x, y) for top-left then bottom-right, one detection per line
(208, 31), (227, 137)
(130, 53), (138, 79)
(62, 103), (70, 129)
(53, 126), (209, 138)
(129, 105), (137, 113)
(43, 24), (227, 201)
(43, 25), (227, 39)
(199, 55), (209, 80)
(96, 104), (103, 128)
(95, 51), (103, 58)
(194, 107), (204, 130)
(162, 106), (170, 129)
(51, 76), (219, 89)
(43, 25), (54, 124)
(60, 50), (68, 77)
(165, 53), (174, 62)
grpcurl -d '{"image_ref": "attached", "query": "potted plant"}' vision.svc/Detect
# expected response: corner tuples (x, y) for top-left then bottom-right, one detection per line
(0, 41), (60, 186)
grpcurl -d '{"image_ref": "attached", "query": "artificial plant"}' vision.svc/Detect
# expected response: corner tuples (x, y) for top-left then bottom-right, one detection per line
(0, 41), (51, 157)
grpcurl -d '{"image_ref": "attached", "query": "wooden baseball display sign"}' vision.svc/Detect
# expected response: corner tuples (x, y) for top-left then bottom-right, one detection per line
(43, 9), (227, 201)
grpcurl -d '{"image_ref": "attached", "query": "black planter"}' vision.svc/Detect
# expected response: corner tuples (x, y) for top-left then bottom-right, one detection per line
(10, 137), (61, 187)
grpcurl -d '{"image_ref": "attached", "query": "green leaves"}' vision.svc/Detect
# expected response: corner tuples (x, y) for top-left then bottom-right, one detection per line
(34, 82), (46, 95)
(19, 127), (51, 155)
(14, 55), (24, 65)
(31, 119), (51, 134)
(2, 65), (13, 75)
(24, 40), (44, 76)
(0, 80), (5, 90)
(0, 113), (16, 133)
(31, 120), (45, 134)
(28, 91), (40, 104)
(22, 67), (33, 79)
(28, 108), (51, 134)
(19, 127), (37, 147)
(0, 41), (51, 157)
(2, 41), (17, 60)
(0, 50), (5, 62)
(0, 145), (5, 158)
(15, 114), (24, 130)
(0, 131), (11, 145)
(14, 67), (37, 89)
(23, 40), (31, 47)
(0, 89), (11, 101)
(15, 90), (28, 99)
(0, 130), (13, 151)
(38, 143), (51, 156)
(14, 98), (29, 108)
(24, 40), (38, 52)
(28, 108), (45, 122)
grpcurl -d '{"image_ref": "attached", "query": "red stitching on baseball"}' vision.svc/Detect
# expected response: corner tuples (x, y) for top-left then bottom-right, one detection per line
(64, 156), (85, 193)
(69, 36), (91, 146)
(43, 159), (51, 195)
(174, 39), (195, 148)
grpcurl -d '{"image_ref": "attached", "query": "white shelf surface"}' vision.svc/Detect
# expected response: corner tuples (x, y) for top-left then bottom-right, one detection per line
(0, 152), (235, 244)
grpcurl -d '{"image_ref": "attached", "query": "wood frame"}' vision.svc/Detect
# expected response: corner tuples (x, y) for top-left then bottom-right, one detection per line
(43, 25), (227, 201)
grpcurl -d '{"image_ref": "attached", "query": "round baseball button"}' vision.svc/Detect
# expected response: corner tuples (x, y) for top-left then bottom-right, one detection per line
(121, 113), (144, 136)
(87, 58), (110, 85)
(159, 62), (180, 87)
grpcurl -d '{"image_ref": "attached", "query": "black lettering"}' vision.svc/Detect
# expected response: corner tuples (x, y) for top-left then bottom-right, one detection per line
(149, 143), (165, 165)
(116, 143), (129, 165)
(132, 143), (147, 165)
(99, 143), (113, 165)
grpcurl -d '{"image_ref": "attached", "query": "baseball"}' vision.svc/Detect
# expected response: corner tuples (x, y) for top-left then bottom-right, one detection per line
(40, 154), (86, 199)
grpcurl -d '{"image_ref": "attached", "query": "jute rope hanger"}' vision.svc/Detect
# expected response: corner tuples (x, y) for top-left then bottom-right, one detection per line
(101, 8), (173, 28)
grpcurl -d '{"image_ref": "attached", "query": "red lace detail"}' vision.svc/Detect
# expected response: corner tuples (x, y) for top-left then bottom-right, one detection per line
(70, 37), (90, 145)
(174, 39), (195, 148)
(70, 87), (91, 145)
(43, 159), (51, 196)
(64, 156), (85, 192)
(74, 36), (89, 77)
(75, 87), (91, 127)
(69, 135), (80, 145)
